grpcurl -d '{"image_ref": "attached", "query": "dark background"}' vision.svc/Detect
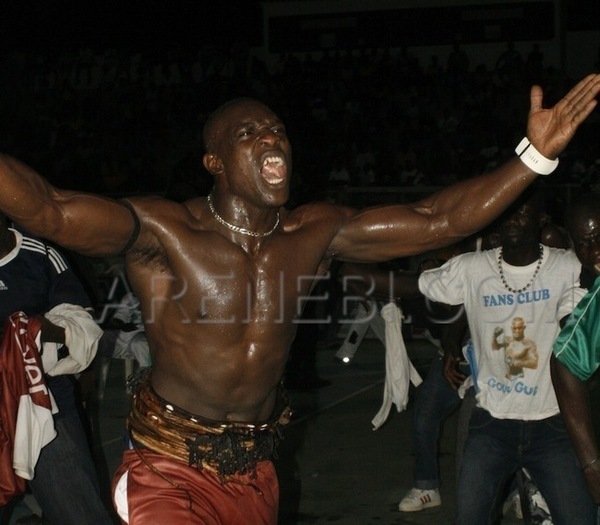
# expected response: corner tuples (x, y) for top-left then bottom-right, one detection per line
(1, 0), (598, 53)
(0, 0), (597, 198)
(0, 0), (264, 51)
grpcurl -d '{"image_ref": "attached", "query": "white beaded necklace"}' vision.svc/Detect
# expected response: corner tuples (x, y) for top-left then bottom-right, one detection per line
(207, 194), (280, 237)
(497, 244), (544, 294)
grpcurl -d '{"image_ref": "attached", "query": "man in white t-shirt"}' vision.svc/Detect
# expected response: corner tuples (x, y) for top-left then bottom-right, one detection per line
(420, 186), (596, 524)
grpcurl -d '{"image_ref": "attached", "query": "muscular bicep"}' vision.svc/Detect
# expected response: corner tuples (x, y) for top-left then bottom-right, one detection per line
(330, 203), (450, 262)
(0, 155), (137, 256)
(39, 191), (138, 256)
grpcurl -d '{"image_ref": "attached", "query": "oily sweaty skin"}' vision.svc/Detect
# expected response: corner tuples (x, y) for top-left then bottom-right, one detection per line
(125, 195), (342, 424)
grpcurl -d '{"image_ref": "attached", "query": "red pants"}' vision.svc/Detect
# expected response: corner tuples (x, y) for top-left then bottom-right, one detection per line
(112, 449), (279, 524)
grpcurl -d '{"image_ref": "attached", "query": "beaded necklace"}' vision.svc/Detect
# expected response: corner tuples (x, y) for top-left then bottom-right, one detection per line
(497, 244), (544, 294)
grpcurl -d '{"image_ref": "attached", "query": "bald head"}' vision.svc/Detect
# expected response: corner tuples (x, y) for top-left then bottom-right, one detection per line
(203, 97), (271, 153)
(566, 192), (600, 274)
(566, 193), (600, 235)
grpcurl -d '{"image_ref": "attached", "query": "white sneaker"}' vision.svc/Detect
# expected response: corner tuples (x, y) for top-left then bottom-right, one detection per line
(398, 488), (441, 512)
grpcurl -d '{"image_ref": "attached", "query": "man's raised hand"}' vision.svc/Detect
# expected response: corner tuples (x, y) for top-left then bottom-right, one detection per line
(526, 73), (600, 159)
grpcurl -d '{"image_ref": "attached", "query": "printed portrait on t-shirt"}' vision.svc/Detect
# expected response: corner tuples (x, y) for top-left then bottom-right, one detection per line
(491, 317), (539, 380)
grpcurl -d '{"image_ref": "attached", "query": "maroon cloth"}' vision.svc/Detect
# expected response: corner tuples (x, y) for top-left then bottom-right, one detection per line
(113, 449), (279, 524)
(0, 312), (47, 505)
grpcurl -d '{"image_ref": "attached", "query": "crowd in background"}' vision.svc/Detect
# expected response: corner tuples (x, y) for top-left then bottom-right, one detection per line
(0, 39), (599, 209)
(0, 9), (599, 522)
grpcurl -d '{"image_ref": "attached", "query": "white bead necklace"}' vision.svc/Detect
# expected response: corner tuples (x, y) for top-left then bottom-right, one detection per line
(497, 244), (544, 294)
(207, 194), (280, 237)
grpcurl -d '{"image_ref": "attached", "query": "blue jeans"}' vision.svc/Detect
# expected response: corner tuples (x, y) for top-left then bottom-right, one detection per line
(456, 407), (596, 525)
(29, 413), (115, 525)
(412, 355), (465, 489)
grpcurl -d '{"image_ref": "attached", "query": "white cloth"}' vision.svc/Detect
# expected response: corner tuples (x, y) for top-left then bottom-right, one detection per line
(14, 396), (56, 480)
(335, 300), (382, 361)
(113, 471), (130, 523)
(419, 246), (586, 420)
(1, 313), (57, 485)
(42, 303), (103, 375)
(110, 292), (150, 366)
(371, 302), (422, 430)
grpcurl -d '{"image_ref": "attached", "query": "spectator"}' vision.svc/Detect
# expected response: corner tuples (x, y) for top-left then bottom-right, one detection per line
(0, 212), (113, 525)
(551, 192), (600, 507)
(422, 187), (596, 523)
(496, 41), (524, 88)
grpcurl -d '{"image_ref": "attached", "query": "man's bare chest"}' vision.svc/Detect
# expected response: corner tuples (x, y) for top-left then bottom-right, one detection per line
(142, 250), (323, 323)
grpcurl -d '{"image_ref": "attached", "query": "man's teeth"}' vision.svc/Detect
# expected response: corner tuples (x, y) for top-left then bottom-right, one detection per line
(265, 176), (283, 184)
(261, 156), (285, 184)
(262, 157), (284, 167)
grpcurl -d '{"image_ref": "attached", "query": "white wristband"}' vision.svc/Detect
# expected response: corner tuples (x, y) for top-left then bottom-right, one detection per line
(515, 137), (559, 175)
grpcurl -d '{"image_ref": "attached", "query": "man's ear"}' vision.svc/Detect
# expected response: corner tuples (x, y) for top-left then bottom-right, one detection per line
(203, 153), (224, 175)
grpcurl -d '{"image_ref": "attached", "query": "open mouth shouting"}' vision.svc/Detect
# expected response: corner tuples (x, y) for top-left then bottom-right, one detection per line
(260, 155), (287, 185)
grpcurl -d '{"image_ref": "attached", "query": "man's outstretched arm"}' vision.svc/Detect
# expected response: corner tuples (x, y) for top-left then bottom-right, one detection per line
(0, 155), (137, 256)
(331, 74), (600, 262)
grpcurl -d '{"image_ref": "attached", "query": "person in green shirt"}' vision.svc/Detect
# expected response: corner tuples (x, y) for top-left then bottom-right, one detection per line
(551, 192), (600, 507)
